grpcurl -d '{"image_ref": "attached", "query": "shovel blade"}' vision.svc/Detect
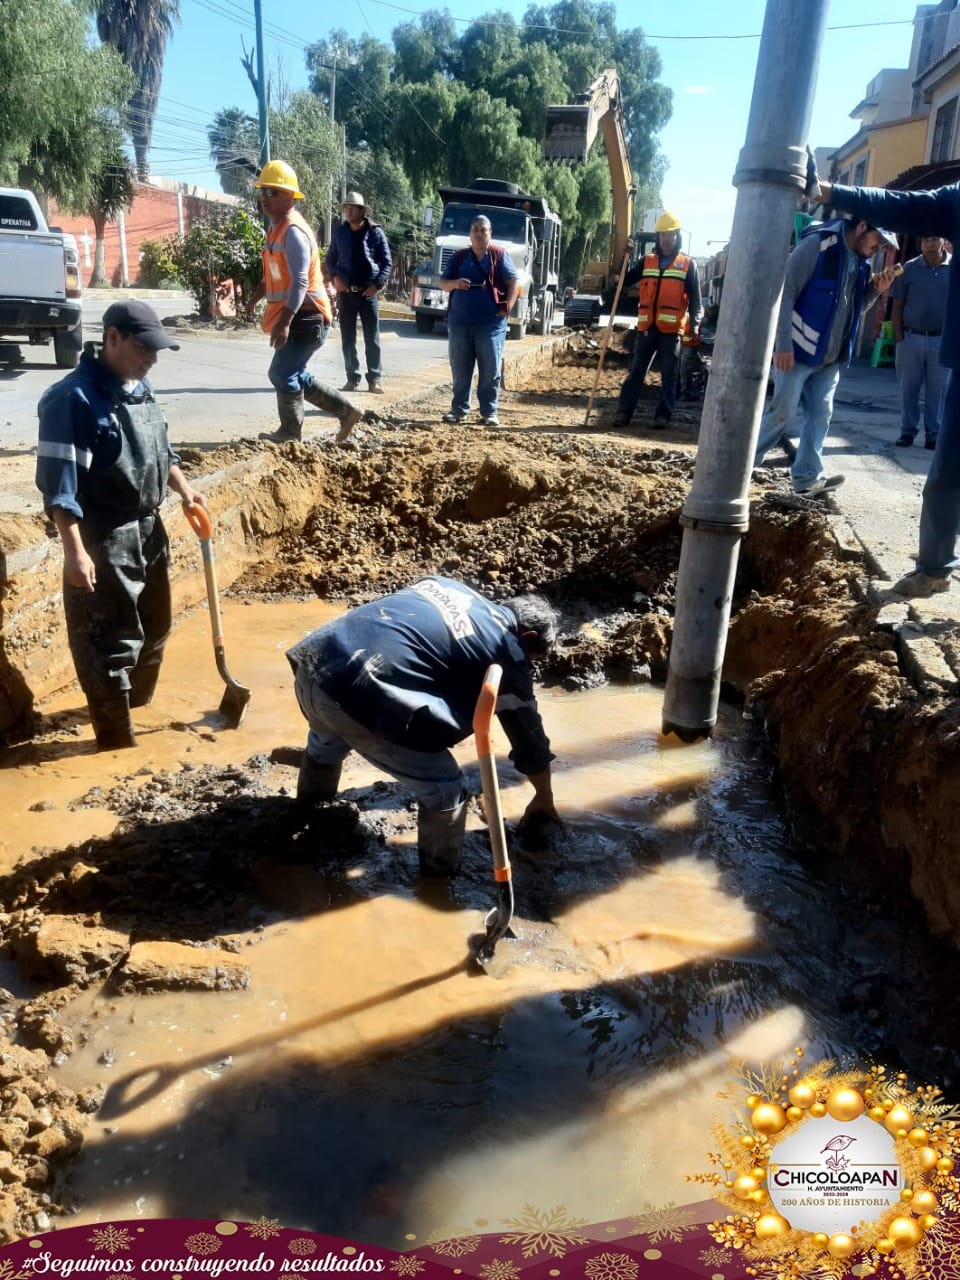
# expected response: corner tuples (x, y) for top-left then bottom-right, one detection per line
(218, 682), (252, 729)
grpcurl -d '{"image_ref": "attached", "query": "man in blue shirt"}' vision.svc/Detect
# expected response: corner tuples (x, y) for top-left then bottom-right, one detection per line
(440, 216), (520, 427)
(286, 577), (560, 876)
(816, 172), (960, 596)
(889, 236), (950, 449)
(326, 192), (393, 395)
(36, 301), (206, 750)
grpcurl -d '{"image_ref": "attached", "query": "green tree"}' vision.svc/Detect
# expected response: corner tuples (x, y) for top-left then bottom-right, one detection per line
(387, 76), (464, 193)
(88, 142), (137, 286)
(170, 208), (264, 318)
(0, 0), (131, 202)
(392, 10), (459, 83)
(96, 0), (182, 180)
(306, 31), (394, 150)
(268, 92), (339, 219)
(459, 12), (521, 89)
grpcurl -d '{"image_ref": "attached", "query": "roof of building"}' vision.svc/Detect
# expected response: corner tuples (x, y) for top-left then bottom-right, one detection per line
(887, 158), (960, 189)
(912, 40), (960, 88)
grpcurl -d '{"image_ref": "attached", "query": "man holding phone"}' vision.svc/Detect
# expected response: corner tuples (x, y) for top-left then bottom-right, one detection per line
(439, 215), (520, 427)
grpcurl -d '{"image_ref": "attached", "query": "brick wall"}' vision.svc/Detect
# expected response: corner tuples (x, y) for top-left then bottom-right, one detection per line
(50, 182), (240, 288)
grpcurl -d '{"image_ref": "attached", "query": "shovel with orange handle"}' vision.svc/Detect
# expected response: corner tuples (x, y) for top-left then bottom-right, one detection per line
(470, 663), (515, 970)
(183, 502), (251, 728)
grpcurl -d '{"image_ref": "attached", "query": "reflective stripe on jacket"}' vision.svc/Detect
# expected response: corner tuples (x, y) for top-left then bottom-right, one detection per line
(637, 252), (691, 334)
(261, 209), (331, 333)
(790, 220), (870, 367)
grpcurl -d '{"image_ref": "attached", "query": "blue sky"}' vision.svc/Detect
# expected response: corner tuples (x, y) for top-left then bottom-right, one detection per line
(152, 0), (922, 254)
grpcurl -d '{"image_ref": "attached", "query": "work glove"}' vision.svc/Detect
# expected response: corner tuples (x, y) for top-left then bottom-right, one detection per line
(804, 144), (822, 203)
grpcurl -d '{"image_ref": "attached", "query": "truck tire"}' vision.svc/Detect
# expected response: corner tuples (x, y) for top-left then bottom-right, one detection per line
(415, 314), (436, 334)
(54, 323), (82, 369)
(533, 294), (553, 336)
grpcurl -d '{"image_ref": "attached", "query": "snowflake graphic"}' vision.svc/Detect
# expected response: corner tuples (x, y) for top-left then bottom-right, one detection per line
(939, 1185), (960, 1213)
(499, 1204), (590, 1259)
(288, 1239), (317, 1257)
(920, 1212), (960, 1280)
(0, 1262), (31, 1280)
(698, 1247), (733, 1268)
(185, 1233), (222, 1256)
(389, 1259), (426, 1277)
(583, 1251), (639, 1280)
(479, 1260), (520, 1280)
(88, 1227), (134, 1255)
(246, 1217), (282, 1241)
(629, 1202), (697, 1245)
(428, 1227), (481, 1258)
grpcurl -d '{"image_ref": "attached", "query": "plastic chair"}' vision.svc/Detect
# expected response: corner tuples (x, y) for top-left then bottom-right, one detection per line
(871, 333), (896, 367)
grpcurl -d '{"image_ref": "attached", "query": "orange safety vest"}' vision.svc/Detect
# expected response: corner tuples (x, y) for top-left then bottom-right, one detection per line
(261, 209), (331, 333)
(637, 251), (692, 335)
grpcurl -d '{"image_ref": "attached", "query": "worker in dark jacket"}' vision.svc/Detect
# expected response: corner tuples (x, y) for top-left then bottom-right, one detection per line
(286, 577), (560, 875)
(815, 169), (960, 596)
(36, 301), (205, 750)
(326, 192), (392, 394)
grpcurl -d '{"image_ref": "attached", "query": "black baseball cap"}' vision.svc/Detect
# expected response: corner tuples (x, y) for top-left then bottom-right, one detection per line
(102, 299), (180, 351)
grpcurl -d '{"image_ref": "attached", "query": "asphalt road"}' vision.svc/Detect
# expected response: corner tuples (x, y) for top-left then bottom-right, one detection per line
(0, 292), (510, 450)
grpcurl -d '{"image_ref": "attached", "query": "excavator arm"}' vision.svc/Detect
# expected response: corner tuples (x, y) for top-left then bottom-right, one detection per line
(543, 68), (637, 323)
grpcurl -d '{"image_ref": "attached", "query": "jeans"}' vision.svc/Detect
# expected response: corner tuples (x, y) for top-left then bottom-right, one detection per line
(337, 291), (382, 384)
(754, 360), (841, 491)
(918, 370), (960, 573)
(293, 677), (465, 812)
(267, 329), (328, 395)
(896, 331), (947, 442)
(448, 319), (507, 417)
(616, 329), (680, 419)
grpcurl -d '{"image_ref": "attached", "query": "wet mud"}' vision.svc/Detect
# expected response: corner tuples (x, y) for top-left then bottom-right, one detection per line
(0, 329), (957, 1241)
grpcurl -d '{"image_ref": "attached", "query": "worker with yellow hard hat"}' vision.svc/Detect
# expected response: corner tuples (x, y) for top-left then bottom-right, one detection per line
(250, 160), (362, 444)
(612, 210), (703, 430)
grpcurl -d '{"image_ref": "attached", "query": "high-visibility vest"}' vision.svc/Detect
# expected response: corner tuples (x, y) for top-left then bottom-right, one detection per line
(637, 251), (692, 334)
(261, 209), (331, 333)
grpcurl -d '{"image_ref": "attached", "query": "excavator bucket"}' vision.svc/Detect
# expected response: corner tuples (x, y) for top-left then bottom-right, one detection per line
(542, 105), (596, 164)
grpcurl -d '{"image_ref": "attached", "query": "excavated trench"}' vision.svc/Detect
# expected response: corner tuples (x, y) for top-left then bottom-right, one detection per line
(0, 328), (958, 1241)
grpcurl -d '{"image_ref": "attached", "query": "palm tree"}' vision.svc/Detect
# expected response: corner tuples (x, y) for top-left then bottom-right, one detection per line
(89, 152), (137, 286)
(96, 0), (181, 180)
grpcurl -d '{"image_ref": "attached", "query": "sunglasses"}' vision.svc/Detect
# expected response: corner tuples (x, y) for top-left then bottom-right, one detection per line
(259, 187), (283, 197)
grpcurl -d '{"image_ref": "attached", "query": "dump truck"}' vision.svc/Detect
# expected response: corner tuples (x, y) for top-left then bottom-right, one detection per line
(542, 69), (642, 328)
(410, 178), (561, 339)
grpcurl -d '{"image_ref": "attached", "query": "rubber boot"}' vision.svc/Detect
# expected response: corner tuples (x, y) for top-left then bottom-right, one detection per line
(128, 663), (160, 709)
(302, 383), (363, 442)
(417, 799), (468, 877)
(297, 755), (342, 804)
(259, 391), (304, 443)
(89, 694), (138, 751)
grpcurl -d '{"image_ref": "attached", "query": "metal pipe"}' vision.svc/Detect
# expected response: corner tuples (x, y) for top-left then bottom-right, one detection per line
(662, 0), (830, 741)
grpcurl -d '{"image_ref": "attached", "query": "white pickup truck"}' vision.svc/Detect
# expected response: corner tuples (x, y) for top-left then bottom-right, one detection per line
(0, 187), (83, 368)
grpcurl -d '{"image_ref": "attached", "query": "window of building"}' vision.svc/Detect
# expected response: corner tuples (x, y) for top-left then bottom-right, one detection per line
(853, 157), (868, 186)
(932, 96), (958, 163)
(837, 169), (851, 186)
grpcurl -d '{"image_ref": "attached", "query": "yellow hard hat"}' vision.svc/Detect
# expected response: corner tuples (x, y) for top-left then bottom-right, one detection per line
(253, 159), (304, 199)
(655, 210), (682, 233)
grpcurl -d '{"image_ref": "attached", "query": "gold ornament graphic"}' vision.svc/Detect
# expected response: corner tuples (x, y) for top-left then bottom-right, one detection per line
(287, 1238), (317, 1257)
(477, 1259), (521, 1280)
(688, 1049), (960, 1279)
(628, 1202), (697, 1245)
(389, 1261), (426, 1277)
(428, 1227), (482, 1258)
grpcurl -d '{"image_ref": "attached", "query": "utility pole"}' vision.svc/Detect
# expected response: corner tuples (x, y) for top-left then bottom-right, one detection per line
(324, 54), (337, 245)
(661, 0), (830, 741)
(253, 0), (270, 167)
(340, 124), (347, 203)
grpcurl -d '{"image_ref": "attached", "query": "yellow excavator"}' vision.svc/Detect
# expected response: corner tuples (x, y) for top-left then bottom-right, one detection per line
(543, 68), (644, 328)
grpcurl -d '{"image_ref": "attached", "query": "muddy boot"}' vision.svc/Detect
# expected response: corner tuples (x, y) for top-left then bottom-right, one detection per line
(302, 383), (363, 443)
(128, 663), (160, 709)
(259, 391), (304, 443)
(89, 694), (138, 751)
(417, 799), (468, 877)
(297, 755), (342, 804)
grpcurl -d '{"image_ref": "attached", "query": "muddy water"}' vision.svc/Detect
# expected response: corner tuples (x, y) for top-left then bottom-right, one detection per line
(3, 601), (909, 1242)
